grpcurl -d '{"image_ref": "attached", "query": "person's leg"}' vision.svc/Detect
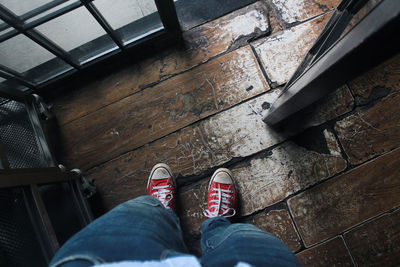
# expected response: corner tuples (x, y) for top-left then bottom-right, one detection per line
(50, 164), (188, 267)
(200, 168), (299, 267)
(200, 217), (299, 267)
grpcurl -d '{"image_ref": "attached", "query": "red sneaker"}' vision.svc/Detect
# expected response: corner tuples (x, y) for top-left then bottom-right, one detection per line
(204, 168), (238, 218)
(147, 163), (176, 213)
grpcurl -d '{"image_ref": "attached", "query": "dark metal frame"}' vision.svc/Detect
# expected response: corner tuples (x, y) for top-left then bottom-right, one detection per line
(0, 91), (94, 264)
(0, 0), (180, 90)
(263, 0), (400, 125)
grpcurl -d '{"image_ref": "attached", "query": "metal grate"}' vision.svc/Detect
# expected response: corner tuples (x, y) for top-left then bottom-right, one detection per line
(0, 188), (46, 267)
(0, 100), (47, 168)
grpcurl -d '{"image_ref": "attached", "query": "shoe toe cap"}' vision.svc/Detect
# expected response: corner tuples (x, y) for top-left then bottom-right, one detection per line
(213, 170), (233, 184)
(152, 167), (172, 179)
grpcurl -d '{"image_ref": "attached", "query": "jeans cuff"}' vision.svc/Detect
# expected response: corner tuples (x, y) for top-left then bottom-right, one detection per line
(50, 254), (105, 267)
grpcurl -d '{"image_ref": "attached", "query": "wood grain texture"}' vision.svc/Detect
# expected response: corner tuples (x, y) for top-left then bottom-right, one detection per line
(60, 46), (269, 170)
(245, 209), (302, 252)
(267, 0), (340, 24)
(288, 148), (400, 246)
(296, 236), (354, 267)
(335, 92), (400, 165)
(252, 13), (331, 85)
(344, 209), (400, 266)
(233, 132), (346, 216)
(87, 85), (351, 212)
(335, 55), (400, 165)
(52, 2), (270, 126)
(348, 54), (400, 106)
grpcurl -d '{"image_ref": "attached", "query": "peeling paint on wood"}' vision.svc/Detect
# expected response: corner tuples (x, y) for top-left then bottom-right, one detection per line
(252, 13), (331, 85)
(52, 2), (270, 126)
(269, 0), (339, 24)
(60, 46), (269, 170)
(233, 138), (346, 216)
(344, 209), (400, 266)
(296, 236), (354, 266)
(288, 148), (400, 246)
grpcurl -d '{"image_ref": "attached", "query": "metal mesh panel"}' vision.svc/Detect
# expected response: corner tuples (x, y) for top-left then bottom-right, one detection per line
(0, 188), (46, 267)
(0, 100), (47, 168)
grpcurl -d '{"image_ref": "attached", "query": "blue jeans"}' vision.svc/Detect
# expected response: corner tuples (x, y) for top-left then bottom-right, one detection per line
(50, 196), (299, 267)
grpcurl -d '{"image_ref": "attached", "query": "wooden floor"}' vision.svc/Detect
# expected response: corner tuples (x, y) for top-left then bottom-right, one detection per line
(48, 0), (400, 265)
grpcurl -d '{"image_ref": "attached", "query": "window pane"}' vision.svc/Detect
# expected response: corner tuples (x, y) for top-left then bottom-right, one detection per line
(94, 0), (158, 29)
(1, 0), (53, 16)
(93, 0), (163, 45)
(0, 34), (72, 84)
(35, 6), (118, 64)
(1, 34), (56, 72)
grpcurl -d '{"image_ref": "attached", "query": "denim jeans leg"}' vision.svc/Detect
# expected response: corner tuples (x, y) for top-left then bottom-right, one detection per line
(200, 217), (300, 267)
(50, 196), (189, 267)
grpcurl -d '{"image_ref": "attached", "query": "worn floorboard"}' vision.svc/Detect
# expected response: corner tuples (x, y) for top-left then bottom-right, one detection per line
(288, 148), (400, 247)
(252, 13), (331, 85)
(344, 208), (400, 266)
(296, 236), (354, 267)
(59, 46), (269, 170)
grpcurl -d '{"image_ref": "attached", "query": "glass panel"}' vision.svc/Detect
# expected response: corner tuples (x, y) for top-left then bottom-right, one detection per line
(1, 0), (53, 16)
(95, 0), (158, 29)
(25, 0), (79, 24)
(0, 34), (72, 84)
(93, 0), (163, 45)
(35, 6), (118, 64)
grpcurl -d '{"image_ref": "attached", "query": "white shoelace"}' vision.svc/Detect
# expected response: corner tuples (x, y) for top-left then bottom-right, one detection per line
(152, 184), (173, 208)
(204, 185), (236, 218)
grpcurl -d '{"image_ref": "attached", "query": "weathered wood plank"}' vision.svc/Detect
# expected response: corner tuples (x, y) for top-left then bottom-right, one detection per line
(335, 92), (400, 165)
(252, 13), (331, 85)
(88, 85), (351, 212)
(281, 85), (354, 132)
(60, 45), (269, 170)
(296, 236), (354, 267)
(348, 54), (400, 106)
(335, 55), (400, 165)
(233, 131), (346, 216)
(344, 209), (400, 266)
(267, 0), (340, 25)
(52, 2), (270, 125)
(288, 148), (400, 247)
(245, 209), (302, 252)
